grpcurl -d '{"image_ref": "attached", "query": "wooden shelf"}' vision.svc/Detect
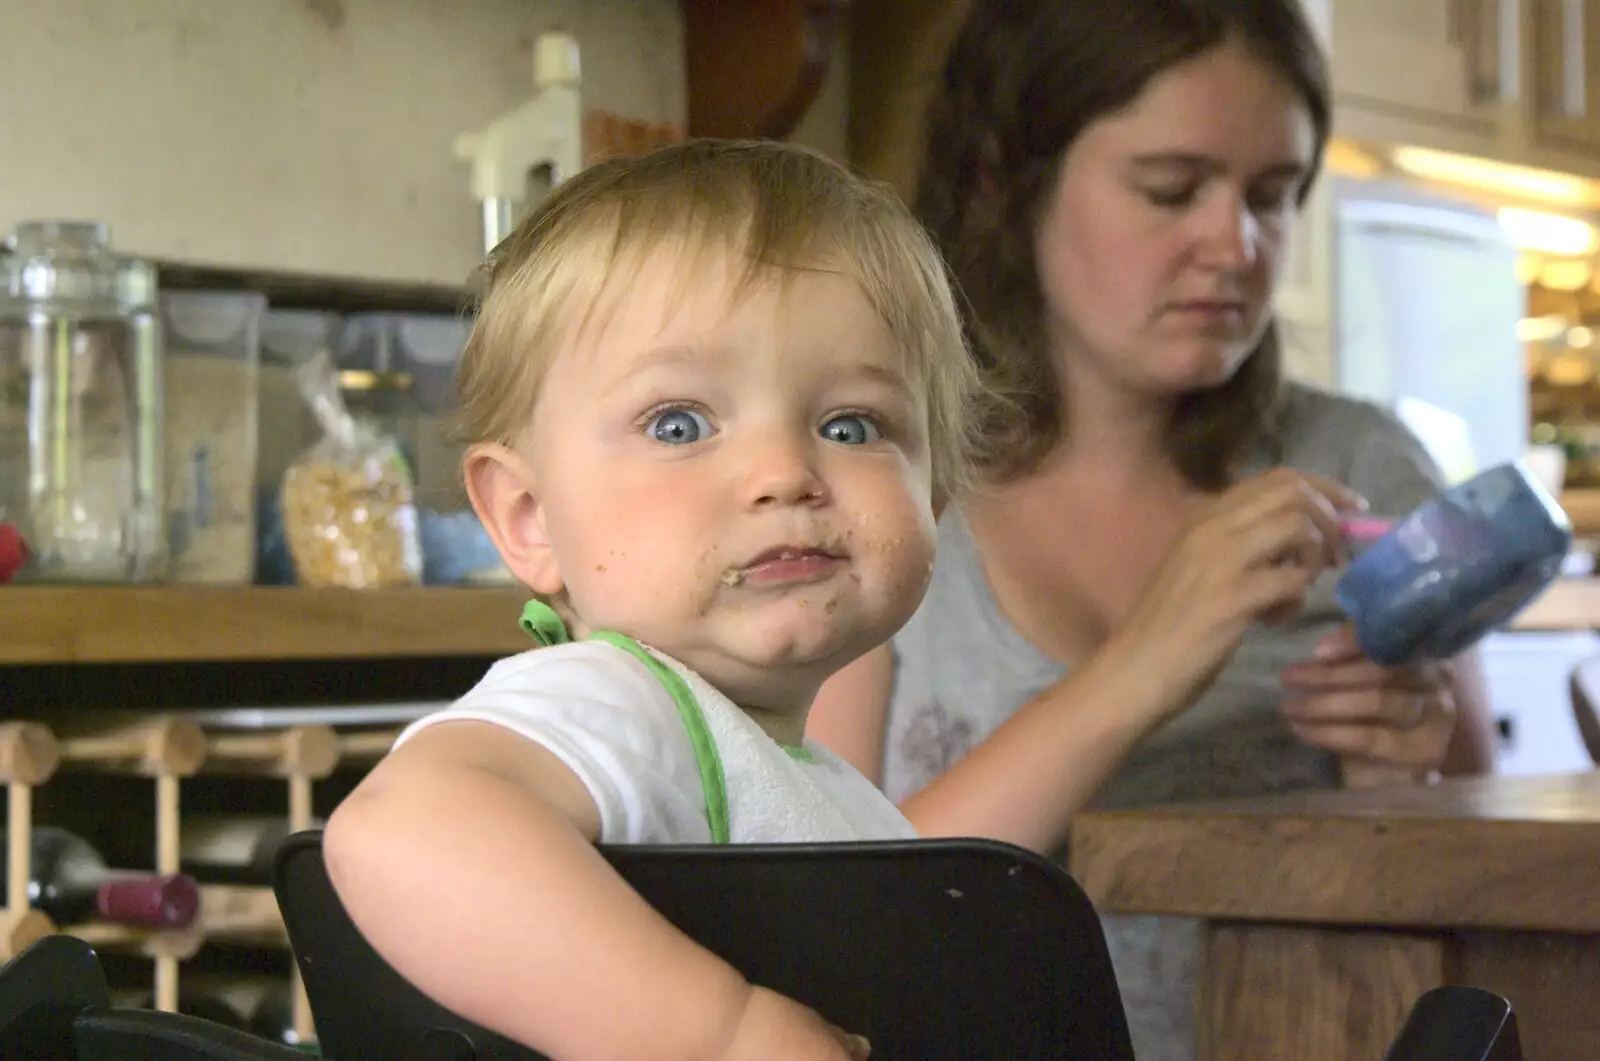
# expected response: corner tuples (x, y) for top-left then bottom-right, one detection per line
(155, 259), (468, 316)
(0, 587), (532, 665)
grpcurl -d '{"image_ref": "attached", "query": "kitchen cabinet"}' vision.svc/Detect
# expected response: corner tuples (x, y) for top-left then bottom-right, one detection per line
(684, 0), (847, 140)
(847, 0), (971, 196)
(1330, 0), (1600, 177)
(1330, 0), (1512, 154)
(1531, 0), (1600, 154)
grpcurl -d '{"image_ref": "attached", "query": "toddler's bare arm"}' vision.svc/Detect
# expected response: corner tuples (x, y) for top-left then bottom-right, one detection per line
(324, 722), (867, 1061)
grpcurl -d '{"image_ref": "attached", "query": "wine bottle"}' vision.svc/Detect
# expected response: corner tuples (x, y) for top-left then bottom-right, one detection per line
(181, 815), (324, 886)
(2, 826), (201, 928)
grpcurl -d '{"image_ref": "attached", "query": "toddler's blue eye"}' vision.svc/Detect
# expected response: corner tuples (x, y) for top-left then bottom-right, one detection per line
(820, 414), (879, 445)
(649, 408), (713, 444)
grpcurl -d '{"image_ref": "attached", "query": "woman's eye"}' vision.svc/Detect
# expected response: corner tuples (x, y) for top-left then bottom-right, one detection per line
(820, 414), (881, 446)
(1248, 186), (1296, 216)
(1143, 185), (1197, 209)
(648, 408), (714, 445)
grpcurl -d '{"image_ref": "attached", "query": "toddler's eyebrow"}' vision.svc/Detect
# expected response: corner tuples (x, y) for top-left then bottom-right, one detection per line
(597, 343), (712, 394)
(837, 362), (914, 393)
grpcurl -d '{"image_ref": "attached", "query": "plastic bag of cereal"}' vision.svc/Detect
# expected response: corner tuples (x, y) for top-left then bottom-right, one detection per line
(280, 352), (422, 588)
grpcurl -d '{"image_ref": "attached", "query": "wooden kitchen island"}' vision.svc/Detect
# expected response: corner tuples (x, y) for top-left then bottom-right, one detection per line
(1070, 772), (1600, 1060)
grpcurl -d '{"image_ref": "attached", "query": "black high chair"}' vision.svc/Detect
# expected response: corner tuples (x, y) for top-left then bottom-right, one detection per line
(0, 934), (309, 1060)
(0, 853), (1526, 1060)
(273, 830), (1135, 1060)
(267, 830), (1526, 1061)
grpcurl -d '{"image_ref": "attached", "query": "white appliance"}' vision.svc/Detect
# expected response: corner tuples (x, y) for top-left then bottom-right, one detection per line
(1332, 180), (1527, 478)
(1329, 179), (1591, 776)
(1478, 630), (1599, 776)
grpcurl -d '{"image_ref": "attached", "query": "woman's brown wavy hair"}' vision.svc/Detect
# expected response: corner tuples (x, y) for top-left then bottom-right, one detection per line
(915, 0), (1331, 490)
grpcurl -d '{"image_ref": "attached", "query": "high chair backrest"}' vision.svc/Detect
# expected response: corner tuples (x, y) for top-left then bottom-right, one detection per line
(0, 934), (109, 1061)
(0, 935), (308, 1060)
(272, 830), (1137, 1060)
(1382, 985), (1523, 1061)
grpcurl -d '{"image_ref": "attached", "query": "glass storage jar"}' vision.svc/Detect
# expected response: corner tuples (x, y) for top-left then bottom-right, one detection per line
(0, 221), (164, 582)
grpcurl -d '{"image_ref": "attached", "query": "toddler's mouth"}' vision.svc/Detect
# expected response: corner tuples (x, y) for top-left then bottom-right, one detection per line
(725, 546), (846, 588)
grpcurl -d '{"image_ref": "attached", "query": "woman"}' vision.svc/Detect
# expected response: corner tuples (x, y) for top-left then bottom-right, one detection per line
(808, 1), (1496, 1056)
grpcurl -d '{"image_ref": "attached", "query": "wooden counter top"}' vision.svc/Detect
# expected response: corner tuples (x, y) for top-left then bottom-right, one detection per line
(0, 586), (531, 665)
(1070, 771), (1600, 933)
(1513, 577), (1600, 630)
(1073, 773), (1600, 1059)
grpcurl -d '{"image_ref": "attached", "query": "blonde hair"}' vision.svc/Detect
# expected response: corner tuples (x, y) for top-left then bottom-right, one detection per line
(454, 138), (988, 499)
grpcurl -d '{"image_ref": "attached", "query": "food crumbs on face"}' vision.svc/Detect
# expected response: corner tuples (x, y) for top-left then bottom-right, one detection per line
(720, 569), (743, 587)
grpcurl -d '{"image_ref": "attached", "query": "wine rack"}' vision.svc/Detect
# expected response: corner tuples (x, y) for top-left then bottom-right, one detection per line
(0, 722), (61, 960)
(2, 712), (410, 1051)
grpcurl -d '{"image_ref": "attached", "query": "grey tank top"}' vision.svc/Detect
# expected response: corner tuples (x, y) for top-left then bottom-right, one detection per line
(881, 384), (1445, 1061)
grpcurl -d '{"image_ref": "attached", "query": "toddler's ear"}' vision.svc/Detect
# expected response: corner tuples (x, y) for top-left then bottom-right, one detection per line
(463, 443), (565, 596)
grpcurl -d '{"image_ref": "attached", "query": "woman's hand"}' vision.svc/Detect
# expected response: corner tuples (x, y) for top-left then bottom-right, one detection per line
(1279, 624), (1458, 787)
(1110, 468), (1366, 712)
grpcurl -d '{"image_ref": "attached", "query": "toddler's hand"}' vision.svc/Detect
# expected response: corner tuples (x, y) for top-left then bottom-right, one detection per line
(720, 985), (870, 1061)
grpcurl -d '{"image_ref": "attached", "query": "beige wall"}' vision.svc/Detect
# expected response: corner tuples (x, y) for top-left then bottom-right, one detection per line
(0, 0), (700, 286)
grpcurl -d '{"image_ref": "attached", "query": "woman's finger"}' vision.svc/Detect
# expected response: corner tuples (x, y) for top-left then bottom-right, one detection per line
(1228, 508), (1325, 579)
(1310, 624), (1363, 662)
(1283, 659), (1438, 693)
(1297, 470), (1369, 515)
(1288, 719), (1450, 767)
(1284, 688), (1438, 727)
(1281, 659), (1390, 692)
(1293, 476), (1347, 568)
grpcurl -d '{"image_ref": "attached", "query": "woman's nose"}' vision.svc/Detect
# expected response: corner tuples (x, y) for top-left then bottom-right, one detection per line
(1195, 195), (1260, 272)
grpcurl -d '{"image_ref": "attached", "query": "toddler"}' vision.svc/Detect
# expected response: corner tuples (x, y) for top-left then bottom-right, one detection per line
(324, 139), (985, 1061)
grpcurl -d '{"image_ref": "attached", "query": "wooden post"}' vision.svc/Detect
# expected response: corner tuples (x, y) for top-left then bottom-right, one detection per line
(198, 723), (342, 1045)
(333, 728), (401, 766)
(0, 722), (60, 960)
(53, 716), (207, 1011)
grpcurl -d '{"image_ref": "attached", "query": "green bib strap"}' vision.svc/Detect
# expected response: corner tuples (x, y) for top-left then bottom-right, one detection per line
(520, 600), (731, 844)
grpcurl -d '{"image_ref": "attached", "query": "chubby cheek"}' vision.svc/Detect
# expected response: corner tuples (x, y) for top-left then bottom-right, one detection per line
(548, 475), (709, 621)
(841, 488), (937, 614)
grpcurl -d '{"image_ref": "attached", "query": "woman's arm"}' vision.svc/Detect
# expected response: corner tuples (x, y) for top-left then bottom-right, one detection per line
(806, 647), (893, 785)
(810, 638), (1173, 852)
(1443, 647), (1497, 775)
(325, 723), (862, 1061)
(812, 469), (1359, 854)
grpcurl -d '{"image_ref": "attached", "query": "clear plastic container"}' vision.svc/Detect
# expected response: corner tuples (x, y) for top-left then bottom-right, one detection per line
(0, 221), (166, 583)
(396, 315), (470, 417)
(339, 312), (502, 583)
(162, 290), (266, 584)
(336, 314), (419, 476)
(398, 315), (507, 585)
(260, 310), (342, 490)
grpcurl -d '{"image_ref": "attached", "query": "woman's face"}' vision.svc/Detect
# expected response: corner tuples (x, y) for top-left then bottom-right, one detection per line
(1034, 39), (1316, 398)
